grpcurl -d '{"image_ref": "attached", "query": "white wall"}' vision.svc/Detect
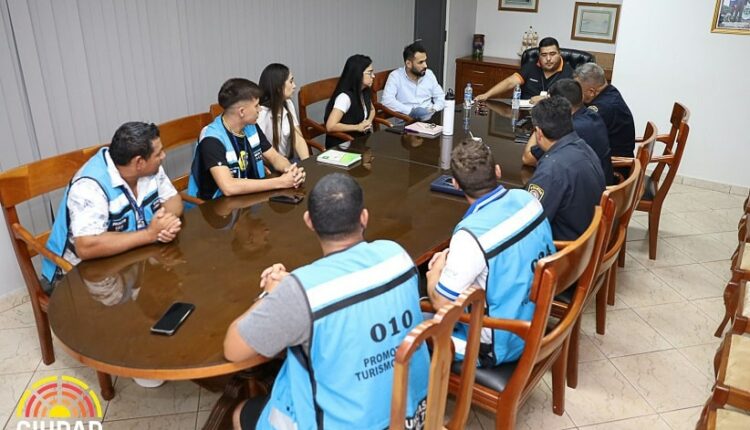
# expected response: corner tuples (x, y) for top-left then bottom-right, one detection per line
(475, 0), (622, 59)
(444, 0), (478, 92)
(613, 0), (749, 187)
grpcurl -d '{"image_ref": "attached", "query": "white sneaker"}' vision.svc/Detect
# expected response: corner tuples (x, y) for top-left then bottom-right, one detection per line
(132, 378), (165, 388)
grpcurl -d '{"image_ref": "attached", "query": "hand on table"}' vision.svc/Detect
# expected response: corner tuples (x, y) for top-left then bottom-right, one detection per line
(259, 263), (289, 294)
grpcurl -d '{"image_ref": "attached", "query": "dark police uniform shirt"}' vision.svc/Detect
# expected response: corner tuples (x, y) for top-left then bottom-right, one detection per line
(516, 59), (574, 99)
(531, 107), (614, 185)
(526, 131), (606, 241)
(587, 84), (635, 158)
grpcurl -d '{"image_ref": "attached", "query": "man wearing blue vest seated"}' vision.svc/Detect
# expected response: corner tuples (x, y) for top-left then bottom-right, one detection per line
(224, 173), (429, 430)
(426, 140), (555, 367)
(187, 78), (306, 201)
(42, 122), (184, 288)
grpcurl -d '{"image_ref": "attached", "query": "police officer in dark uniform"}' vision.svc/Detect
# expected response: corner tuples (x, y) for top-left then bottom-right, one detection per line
(525, 96), (606, 241)
(523, 78), (614, 185)
(475, 37), (573, 103)
(574, 62), (636, 158)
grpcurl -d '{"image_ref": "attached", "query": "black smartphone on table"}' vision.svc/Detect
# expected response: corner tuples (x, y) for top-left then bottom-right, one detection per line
(150, 302), (195, 336)
(269, 194), (304, 204)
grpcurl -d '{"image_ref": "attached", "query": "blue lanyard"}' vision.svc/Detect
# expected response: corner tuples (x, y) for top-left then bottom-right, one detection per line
(120, 186), (147, 230)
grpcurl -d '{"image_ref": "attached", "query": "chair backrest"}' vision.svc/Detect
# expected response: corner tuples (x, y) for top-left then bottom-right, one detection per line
(504, 204), (611, 410)
(298, 76), (340, 141)
(209, 103), (223, 118)
(521, 48), (595, 71)
(634, 121), (657, 206)
(158, 113), (213, 191)
(599, 159), (642, 274)
(372, 69), (394, 103)
(0, 144), (104, 301)
(649, 103), (690, 203)
(390, 288), (485, 430)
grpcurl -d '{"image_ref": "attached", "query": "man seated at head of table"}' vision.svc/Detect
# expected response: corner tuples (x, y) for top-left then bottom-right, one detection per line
(525, 97), (606, 241)
(186, 78), (305, 201)
(426, 140), (555, 367)
(574, 62), (636, 159)
(474, 37), (573, 104)
(381, 41), (446, 121)
(223, 173), (429, 430)
(41, 122), (183, 289)
(523, 78), (614, 185)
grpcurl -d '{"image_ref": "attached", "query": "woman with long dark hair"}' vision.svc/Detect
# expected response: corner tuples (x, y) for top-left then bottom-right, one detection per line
(324, 54), (376, 149)
(258, 63), (309, 161)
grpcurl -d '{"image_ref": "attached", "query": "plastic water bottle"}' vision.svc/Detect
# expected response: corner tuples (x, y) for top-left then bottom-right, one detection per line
(463, 83), (473, 108)
(511, 84), (521, 110)
(443, 89), (455, 136)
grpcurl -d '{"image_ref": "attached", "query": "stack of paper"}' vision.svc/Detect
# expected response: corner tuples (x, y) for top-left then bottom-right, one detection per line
(316, 149), (362, 168)
(405, 122), (443, 136)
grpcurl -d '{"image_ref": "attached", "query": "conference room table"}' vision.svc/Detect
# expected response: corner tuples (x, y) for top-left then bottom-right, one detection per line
(46, 100), (531, 427)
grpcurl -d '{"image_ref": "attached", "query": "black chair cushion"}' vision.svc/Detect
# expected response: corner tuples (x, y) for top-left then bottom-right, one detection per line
(521, 48), (596, 71)
(641, 175), (656, 201)
(451, 360), (518, 393)
(554, 288), (573, 304)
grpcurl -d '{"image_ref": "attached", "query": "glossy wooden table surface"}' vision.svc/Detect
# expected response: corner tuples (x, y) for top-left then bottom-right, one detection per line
(47, 102), (530, 380)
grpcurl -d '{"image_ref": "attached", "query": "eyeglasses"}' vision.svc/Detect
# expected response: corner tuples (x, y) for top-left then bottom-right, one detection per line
(364, 71), (375, 77)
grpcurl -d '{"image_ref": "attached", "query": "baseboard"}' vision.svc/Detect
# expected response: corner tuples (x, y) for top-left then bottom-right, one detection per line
(673, 174), (749, 196)
(0, 288), (30, 313)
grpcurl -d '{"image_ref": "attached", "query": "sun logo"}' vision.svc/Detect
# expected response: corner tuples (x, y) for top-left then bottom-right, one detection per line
(15, 375), (103, 429)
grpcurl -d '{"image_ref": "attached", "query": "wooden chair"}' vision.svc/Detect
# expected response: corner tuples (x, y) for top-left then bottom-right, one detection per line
(715, 197), (750, 336)
(615, 122), (657, 271)
(209, 103), (223, 118)
(298, 76), (390, 148)
(372, 69), (414, 125)
(637, 103), (690, 260)
(158, 113), (213, 206)
(553, 158), (641, 389)
(696, 406), (750, 430)
(0, 145), (115, 400)
(389, 287), (485, 430)
(447, 204), (612, 429)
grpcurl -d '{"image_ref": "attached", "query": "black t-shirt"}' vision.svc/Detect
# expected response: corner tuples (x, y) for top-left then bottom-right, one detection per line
(518, 60), (574, 99)
(196, 125), (272, 200)
(588, 85), (635, 158)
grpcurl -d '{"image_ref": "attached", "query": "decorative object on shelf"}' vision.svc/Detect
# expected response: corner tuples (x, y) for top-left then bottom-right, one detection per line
(498, 0), (538, 13)
(712, 0), (750, 35)
(571, 2), (621, 44)
(472, 34), (485, 59)
(517, 26), (538, 57)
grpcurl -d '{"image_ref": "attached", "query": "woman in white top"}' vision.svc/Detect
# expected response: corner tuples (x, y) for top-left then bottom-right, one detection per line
(258, 63), (309, 161)
(323, 54), (376, 149)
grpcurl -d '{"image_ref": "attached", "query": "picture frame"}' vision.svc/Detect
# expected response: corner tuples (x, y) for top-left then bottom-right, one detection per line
(570, 2), (621, 44)
(498, 0), (538, 13)
(711, 0), (750, 35)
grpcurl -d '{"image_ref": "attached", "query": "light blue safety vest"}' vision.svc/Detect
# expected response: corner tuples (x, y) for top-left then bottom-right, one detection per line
(41, 148), (160, 283)
(257, 240), (429, 430)
(451, 186), (555, 366)
(186, 115), (265, 200)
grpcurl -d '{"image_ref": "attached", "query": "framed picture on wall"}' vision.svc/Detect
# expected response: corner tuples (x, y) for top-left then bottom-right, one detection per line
(498, 0), (538, 13)
(571, 2), (621, 44)
(712, 0), (750, 34)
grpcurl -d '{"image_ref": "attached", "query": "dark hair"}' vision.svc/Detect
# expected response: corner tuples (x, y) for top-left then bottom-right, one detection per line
(450, 139), (497, 199)
(218, 78), (263, 110)
(324, 54), (373, 123)
(548, 78), (583, 108)
(530, 96), (575, 140)
(109, 122), (160, 166)
(403, 41), (426, 62)
(259, 63), (296, 157)
(538, 37), (560, 51)
(308, 173), (364, 239)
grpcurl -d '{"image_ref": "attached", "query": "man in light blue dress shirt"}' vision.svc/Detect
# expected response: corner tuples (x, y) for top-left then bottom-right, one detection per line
(382, 41), (446, 121)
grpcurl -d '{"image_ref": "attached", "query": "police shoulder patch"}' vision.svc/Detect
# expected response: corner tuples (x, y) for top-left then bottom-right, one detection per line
(527, 184), (545, 200)
(587, 105), (599, 113)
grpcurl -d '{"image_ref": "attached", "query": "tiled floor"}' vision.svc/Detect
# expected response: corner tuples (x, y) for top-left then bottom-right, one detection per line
(0, 184), (745, 429)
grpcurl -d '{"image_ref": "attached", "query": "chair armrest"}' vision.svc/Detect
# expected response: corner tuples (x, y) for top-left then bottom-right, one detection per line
(373, 117), (392, 128)
(656, 134), (671, 144)
(301, 118), (355, 142)
(464, 315), (531, 338)
(374, 103), (415, 124)
(180, 192), (204, 206)
(305, 138), (325, 153)
(420, 300), (437, 313)
(611, 156), (634, 166)
(650, 154), (675, 164)
(553, 240), (573, 250)
(12, 223), (73, 272)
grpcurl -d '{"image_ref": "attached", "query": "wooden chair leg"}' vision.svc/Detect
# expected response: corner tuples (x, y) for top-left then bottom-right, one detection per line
(714, 281), (739, 337)
(648, 208), (662, 260)
(551, 344), (568, 416)
(36, 310), (55, 366)
(97, 371), (114, 400)
(607, 267), (617, 306)
(566, 318), (580, 389)
(617, 236), (627, 268)
(596, 283), (608, 335)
